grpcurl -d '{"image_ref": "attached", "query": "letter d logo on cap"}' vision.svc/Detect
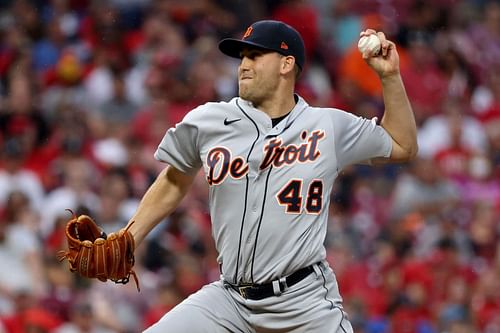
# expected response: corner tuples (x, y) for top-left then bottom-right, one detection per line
(243, 26), (253, 39)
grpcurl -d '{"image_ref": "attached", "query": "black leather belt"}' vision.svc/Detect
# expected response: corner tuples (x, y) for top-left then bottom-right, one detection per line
(226, 265), (315, 300)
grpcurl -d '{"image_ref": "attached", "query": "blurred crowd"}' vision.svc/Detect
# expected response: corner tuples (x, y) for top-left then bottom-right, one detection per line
(0, 0), (499, 332)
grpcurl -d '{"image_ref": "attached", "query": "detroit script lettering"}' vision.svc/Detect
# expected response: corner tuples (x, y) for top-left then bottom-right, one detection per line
(206, 130), (325, 185)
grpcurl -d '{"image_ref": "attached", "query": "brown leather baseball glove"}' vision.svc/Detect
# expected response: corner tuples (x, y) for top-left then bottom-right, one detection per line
(57, 210), (140, 291)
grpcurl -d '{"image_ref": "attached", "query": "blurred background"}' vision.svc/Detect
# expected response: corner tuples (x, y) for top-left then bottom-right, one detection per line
(0, 0), (499, 332)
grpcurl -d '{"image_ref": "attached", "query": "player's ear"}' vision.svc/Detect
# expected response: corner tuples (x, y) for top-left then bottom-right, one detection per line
(280, 55), (296, 76)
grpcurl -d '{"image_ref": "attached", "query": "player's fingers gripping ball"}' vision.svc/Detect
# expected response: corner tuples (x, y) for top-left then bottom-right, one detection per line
(57, 210), (140, 291)
(358, 34), (381, 57)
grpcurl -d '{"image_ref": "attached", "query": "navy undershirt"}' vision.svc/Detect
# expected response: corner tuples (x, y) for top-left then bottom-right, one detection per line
(271, 95), (298, 127)
(271, 113), (289, 127)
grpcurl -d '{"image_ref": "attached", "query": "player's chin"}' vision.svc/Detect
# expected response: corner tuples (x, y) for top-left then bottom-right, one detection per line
(238, 84), (252, 100)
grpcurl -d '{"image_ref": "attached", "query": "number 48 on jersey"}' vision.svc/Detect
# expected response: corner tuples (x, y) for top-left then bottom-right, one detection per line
(276, 179), (323, 215)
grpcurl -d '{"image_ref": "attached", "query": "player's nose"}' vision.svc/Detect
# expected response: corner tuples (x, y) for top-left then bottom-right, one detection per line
(238, 62), (251, 77)
(239, 55), (253, 70)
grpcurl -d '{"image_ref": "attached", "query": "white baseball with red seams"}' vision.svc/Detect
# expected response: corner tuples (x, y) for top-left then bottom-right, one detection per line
(358, 34), (381, 56)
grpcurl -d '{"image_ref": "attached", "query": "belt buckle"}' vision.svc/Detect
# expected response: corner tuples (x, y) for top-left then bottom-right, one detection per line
(238, 285), (252, 298)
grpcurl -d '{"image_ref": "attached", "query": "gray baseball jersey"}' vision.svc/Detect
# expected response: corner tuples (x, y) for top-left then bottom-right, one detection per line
(155, 95), (391, 285)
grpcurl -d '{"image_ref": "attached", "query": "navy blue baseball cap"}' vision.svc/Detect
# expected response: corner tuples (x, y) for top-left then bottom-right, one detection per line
(218, 20), (306, 70)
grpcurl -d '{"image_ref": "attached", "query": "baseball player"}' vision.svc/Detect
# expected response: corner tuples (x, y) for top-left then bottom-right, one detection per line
(128, 20), (417, 332)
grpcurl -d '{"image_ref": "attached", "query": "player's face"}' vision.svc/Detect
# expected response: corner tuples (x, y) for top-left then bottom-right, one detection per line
(238, 48), (282, 105)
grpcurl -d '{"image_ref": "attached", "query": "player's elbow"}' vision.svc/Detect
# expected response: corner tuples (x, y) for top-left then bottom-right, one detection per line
(390, 140), (418, 162)
(401, 141), (419, 162)
(406, 148), (418, 162)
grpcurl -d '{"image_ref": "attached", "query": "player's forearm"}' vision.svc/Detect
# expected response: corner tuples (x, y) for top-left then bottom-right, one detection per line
(127, 166), (195, 246)
(380, 73), (418, 160)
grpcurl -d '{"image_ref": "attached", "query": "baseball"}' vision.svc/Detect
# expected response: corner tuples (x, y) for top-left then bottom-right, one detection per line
(358, 34), (381, 56)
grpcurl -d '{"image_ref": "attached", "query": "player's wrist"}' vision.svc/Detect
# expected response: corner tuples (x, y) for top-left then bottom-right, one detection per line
(380, 71), (402, 83)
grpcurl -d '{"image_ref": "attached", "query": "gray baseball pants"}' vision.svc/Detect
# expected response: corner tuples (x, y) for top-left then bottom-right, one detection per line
(143, 261), (354, 333)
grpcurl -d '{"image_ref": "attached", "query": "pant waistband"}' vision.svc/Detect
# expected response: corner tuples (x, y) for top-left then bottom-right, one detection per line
(225, 264), (316, 300)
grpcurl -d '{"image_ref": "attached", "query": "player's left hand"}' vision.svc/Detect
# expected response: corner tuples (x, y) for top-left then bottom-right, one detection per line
(360, 29), (400, 79)
(57, 210), (140, 291)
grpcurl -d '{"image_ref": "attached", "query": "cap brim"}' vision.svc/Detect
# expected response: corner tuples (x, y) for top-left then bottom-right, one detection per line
(218, 38), (274, 59)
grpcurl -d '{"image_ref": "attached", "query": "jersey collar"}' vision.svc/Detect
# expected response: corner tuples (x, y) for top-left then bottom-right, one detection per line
(236, 94), (309, 136)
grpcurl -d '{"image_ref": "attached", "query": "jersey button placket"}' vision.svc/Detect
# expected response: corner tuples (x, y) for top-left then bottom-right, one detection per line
(246, 232), (253, 244)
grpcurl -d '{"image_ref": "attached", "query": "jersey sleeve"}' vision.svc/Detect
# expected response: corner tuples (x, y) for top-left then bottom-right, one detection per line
(332, 110), (392, 170)
(154, 110), (203, 175)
